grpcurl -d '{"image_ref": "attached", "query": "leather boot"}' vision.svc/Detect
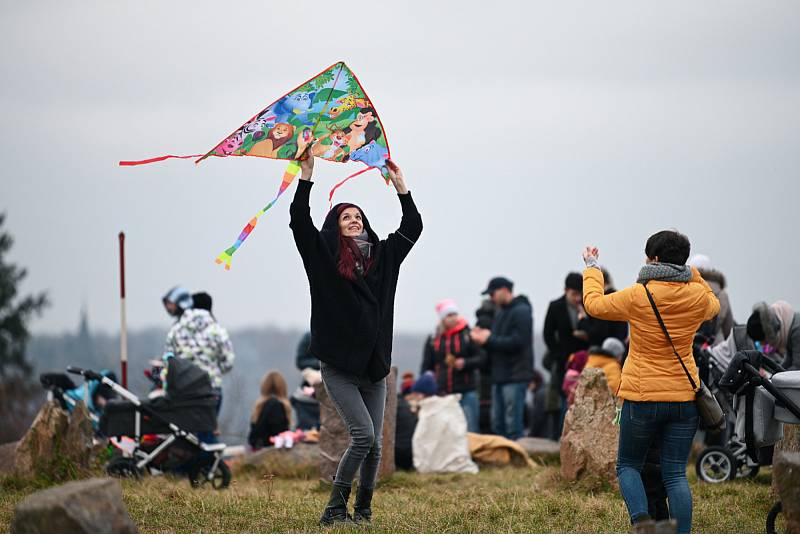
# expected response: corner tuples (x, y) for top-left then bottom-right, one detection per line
(631, 515), (655, 534)
(319, 484), (353, 526)
(353, 486), (374, 524)
(653, 519), (677, 534)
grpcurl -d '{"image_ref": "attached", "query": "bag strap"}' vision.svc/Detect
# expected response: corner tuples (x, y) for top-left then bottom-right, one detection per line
(641, 282), (699, 392)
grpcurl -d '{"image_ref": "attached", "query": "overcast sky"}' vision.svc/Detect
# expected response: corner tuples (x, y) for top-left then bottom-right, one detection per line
(2, 1), (799, 337)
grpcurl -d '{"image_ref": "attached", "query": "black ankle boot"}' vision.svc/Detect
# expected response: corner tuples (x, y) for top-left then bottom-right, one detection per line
(353, 486), (374, 524)
(631, 514), (655, 534)
(319, 484), (353, 526)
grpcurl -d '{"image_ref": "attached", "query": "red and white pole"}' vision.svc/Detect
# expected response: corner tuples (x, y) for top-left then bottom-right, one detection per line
(119, 232), (128, 388)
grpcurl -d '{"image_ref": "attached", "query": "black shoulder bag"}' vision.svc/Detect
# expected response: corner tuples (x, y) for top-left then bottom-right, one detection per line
(642, 282), (726, 433)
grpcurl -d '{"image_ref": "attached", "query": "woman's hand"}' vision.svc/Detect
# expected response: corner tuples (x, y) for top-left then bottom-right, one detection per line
(386, 159), (408, 194)
(582, 246), (599, 268)
(299, 149), (315, 181)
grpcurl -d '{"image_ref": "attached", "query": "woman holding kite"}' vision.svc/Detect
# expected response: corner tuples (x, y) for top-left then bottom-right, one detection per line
(290, 150), (422, 526)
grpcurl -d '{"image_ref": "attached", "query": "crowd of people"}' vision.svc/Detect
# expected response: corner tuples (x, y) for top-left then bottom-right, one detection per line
(153, 155), (800, 532)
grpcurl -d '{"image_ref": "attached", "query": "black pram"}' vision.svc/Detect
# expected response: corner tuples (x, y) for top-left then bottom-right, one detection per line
(101, 357), (217, 437)
(69, 356), (231, 489)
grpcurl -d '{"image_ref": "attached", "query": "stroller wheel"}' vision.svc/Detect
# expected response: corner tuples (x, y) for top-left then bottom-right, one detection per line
(189, 458), (231, 490)
(106, 456), (142, 479)
(695, 446), (736, 483)
(210, 461), (232, 490)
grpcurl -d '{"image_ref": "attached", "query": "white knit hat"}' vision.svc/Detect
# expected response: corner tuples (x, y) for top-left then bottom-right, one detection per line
(602, 337), (626, 359)
(435, 299), (459, 320)
(688, 254), (713, 271)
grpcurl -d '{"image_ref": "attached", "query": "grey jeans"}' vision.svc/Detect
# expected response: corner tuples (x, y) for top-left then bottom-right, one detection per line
(321, 362), (386, 490)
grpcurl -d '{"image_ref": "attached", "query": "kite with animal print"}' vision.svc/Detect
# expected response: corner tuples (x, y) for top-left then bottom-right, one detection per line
(119, 61), (391, 270)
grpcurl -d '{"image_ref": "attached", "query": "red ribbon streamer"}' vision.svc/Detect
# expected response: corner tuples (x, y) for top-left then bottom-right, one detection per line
(328, 167), (376, 208)
(119, 154), (204, 166)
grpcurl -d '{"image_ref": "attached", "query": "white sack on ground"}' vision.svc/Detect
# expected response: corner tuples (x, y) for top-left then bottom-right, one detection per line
(412, 394), (478, 474)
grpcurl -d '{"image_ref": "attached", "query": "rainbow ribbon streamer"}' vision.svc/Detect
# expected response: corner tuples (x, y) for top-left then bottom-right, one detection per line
(215, 161), (301, 270)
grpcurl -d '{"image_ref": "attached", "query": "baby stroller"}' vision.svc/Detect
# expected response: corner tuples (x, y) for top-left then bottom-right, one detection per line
(693, 328), (761, 482)
(697, 350), (800, 490)
(710, 350), (800, 533)
(68, 355), (231, 489)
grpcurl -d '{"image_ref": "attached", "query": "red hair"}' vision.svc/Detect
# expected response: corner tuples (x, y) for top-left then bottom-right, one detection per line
(336, 204), (371, 281)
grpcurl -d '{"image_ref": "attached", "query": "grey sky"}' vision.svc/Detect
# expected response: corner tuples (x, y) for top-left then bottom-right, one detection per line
(2, 1), (799, 336)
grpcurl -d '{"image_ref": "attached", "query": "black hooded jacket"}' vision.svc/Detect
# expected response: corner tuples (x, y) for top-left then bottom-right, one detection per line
(290, 180), (422, 381)
(485, 295), (535, 384)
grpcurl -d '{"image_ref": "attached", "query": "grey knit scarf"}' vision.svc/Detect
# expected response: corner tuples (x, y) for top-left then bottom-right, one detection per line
(636, 262), (693, 284)
(351, 230), (373, 276)
(352, 230), (373, 260)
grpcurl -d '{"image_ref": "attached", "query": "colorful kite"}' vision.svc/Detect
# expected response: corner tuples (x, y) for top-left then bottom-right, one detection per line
(120, 61), (390, 269)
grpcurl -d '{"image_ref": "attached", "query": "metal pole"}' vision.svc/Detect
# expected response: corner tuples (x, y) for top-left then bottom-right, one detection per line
(119, 232), (128, 388)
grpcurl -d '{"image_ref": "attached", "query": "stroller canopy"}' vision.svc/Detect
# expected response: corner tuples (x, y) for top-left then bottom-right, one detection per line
(164, 355), (215, 400)
(101, 356), (218, 437)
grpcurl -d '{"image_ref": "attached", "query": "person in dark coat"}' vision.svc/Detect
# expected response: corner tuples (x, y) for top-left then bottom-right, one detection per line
(474, 299), (496, 433)
(295, 331), (319, 371)
(470, 276), (534, 440)
(542, 272), (590, 438)
(291, 331), (321, 431)
(290, 154), (422, 526)
(421, 299), (487, 432)
(394, 393), (418, 470)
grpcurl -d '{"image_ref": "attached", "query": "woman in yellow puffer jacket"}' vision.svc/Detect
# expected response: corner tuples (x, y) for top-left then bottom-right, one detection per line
(581, 230), (719, 534)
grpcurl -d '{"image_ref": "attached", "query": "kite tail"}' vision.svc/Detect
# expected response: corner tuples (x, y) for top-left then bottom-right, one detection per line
(119, 154), (205, 166)
(215, 161), (301, 270)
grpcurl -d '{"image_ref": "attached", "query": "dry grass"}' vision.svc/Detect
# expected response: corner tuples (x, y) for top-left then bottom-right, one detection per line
(1, 465), (776, 533)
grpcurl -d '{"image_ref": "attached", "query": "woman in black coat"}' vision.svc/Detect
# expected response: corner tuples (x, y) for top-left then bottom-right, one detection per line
(290, 152), (422, 526)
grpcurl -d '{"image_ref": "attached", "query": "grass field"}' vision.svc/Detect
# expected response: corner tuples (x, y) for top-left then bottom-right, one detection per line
(0, 463), (777, 534)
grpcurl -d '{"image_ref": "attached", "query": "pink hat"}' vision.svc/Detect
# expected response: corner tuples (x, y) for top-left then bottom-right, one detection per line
(435, 299), (459, 320)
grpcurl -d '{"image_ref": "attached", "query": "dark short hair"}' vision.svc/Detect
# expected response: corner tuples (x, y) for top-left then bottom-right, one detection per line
(645, 230), (691, 265)
(746, 311), (765, 341)
(192, 292), (213, 312)
(565, 272), (583, 292)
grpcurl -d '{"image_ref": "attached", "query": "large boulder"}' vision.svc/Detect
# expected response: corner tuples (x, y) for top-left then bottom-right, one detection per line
(516, 437), (561, 464)
(63, 402), (94, 465)
(773, 424), (800, 494)
(381, 367), (398, 477)
(560, 368), (619, 488)
(14, 400), (94, 479)
(11, 477), (138, 534)
(0, 441), (19, 476)
(235, 442), (320, 478)
(773, 451), (800, 534)
(14, 401), (70, 476)
(315, 367), (397, 484)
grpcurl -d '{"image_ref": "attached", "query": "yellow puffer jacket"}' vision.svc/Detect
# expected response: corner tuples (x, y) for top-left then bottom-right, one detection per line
(583, 267), (720, 402)
(585, 354), (622, 396)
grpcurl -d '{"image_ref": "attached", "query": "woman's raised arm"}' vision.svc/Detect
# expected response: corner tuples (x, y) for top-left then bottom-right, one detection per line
(290, 153), (319, 251)
(385, 159), (422, 263)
